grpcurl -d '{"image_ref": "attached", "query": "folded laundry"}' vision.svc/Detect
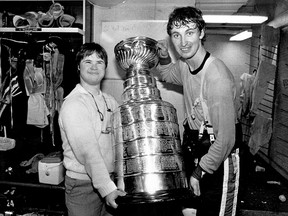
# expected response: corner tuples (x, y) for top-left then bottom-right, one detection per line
(13, 15), (30, 28)
(56, 14), (75, 27)
(13, 11), (39, 28)
(38, 12), (54, 27)
(47, 2), (64, 19)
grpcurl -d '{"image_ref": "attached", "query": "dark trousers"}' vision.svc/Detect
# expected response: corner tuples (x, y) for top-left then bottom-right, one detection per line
(182, 123), (240, 216)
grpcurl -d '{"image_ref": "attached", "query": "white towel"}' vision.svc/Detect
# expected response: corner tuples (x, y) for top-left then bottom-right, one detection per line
(27, 93), (49, 128)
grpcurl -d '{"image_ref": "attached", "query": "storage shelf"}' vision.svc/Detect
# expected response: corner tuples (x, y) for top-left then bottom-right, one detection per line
(0, 180), (65, 190)
(0, 0), (80, 1)
(0, 27), (84, 35)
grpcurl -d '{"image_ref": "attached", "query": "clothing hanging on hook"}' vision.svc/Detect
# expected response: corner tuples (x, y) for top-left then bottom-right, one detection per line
(0, 44), (23, 128)
(0, 38), (2, 88)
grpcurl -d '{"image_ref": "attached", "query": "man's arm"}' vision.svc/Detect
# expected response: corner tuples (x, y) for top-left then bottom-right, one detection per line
(60, 98), (117, 197)
(199, 60), (236, 174)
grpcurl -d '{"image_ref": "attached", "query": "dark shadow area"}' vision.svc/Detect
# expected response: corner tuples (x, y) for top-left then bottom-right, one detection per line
(238, 144), (288, 215)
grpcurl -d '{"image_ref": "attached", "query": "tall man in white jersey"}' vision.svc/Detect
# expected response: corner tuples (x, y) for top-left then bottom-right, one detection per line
(157, 6), (240, 216)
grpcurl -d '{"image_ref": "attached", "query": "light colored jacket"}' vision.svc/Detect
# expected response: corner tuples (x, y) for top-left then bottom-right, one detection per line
(58, 84), (119, 197)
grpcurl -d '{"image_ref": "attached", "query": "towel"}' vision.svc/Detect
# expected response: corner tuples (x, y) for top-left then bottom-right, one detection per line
(248, 114), (272, 155)
(38, 12), (54, 27)
(26, 93), (49, 128)
(56, 14), (75, 27)
(13, 11), (39, 28)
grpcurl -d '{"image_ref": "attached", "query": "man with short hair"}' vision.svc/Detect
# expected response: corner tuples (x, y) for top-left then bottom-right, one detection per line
(59, 43), (126, 216)
(157, 6), (240, 216)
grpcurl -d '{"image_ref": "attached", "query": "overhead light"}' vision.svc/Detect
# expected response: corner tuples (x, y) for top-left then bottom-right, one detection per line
(229, 30), (252, 41)
(203, 15), (268, 24)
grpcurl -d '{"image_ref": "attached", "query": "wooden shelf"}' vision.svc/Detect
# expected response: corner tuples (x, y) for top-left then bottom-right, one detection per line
(0, 0), (92, 42)
(0, 180), (65, 190)
(0, 27), (84, 35)
(0, 0), (81, 1)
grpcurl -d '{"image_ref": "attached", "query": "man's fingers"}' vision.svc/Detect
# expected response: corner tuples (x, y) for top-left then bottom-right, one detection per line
(190, 177), (201, 196)
(107, 200), (118, 209)
(194, 186), (201, 196)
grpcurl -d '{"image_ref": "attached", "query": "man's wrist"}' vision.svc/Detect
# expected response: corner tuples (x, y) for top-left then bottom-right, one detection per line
(192, 165), (206, 180)
(159, 55), (172, 65)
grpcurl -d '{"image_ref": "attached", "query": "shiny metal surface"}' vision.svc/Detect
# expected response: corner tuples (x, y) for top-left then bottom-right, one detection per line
(117, 101), (178, 126)
(125, 67), (152, 79)
(114, 36), (159, 71)
(123, 74), (157, 91)
(122, 86), (161, 103)
(115, 138), (182, 158)
(117, 172), (187, 194)
(113, 36), (188, 203)
(117, 154), (182, 174)
(113, 120), (179, 142)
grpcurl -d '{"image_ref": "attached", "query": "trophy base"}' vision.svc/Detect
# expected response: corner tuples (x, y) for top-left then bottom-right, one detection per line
(117, 188), (194, 205)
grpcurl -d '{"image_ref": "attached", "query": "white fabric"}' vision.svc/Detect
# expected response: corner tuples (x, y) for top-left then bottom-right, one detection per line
(157, 55), (237, 173)
(59, 84), (119, 197)
(27, 93), (49, 128)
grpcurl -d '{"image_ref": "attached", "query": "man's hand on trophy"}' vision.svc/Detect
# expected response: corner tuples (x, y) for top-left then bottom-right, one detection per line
(105, 189), (127, 208)
(157, 39), (169, 58)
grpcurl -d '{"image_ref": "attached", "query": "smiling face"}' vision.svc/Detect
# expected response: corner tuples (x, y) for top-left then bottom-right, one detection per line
(79, 52), (106, 87)
(170, 21), (205, 60)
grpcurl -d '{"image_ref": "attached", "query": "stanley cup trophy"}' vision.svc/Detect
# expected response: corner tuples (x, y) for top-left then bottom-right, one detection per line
(112, 36), (190, 204)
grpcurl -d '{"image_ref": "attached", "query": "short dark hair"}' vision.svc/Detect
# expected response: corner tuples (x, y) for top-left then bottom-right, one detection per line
(167, 6), (206, 41)
(76, 42), (108, 68)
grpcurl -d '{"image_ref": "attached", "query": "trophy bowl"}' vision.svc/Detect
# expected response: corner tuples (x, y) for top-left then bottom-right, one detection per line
(114, 36), (159, 71)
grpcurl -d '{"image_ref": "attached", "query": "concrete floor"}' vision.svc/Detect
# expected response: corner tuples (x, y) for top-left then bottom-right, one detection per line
(182, 145), (288, 216)
(237, 145), (288, 216)
(2, 141), (288, 216)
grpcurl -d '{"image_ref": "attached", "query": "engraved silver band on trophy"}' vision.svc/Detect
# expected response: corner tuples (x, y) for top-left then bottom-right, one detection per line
(113, 36), (189, 203)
